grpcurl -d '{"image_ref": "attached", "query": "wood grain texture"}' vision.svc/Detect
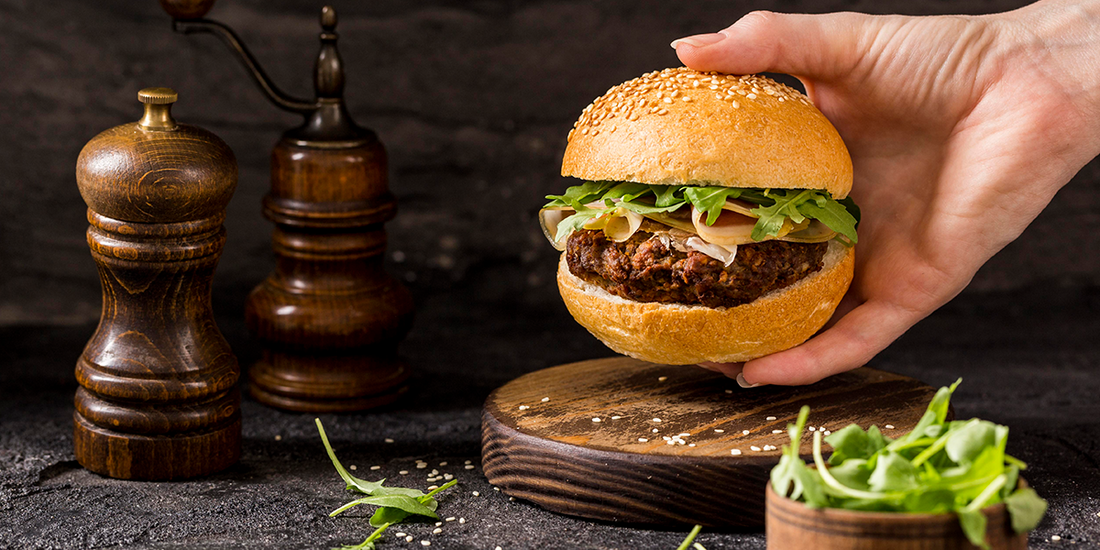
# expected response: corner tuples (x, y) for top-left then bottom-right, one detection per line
(244, 137), (413, 412)
(482, 357), (940, 527)
(765, 482), (1026, 550)
(73, 97), (240, 480)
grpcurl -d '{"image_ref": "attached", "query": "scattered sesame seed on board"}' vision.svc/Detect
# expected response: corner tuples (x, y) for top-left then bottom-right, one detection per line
(435, 521), (442, 526)
(384, 438), (394, 443)
(396, 533), (406, 538)
(518, 405), (528, 411)
(773, 430), (784, 434)
(274, 435), (282, 441)
(750, 446), (761, 452)
(766, 416), (777, 421)
(653, 418), (662, 422)
(638, 438), (648, 442)
(496, 547), (503, 550)
(472, 491), (480, 496)
(399, 470), (408, 475)
(743, 430), (750, 435)
(714, 429), (724, 433)
(611, 415), (622, 420)
(652, 428), (659, 433)
(444, 474), (454, 480)
(1051, 535), (1061, 541)
(688, 443), (696, 447)
(406, 536), (414, 542)
(509, 497), (515, 501)
(446, 517), (456, 522)
(428, 485), (438, 490)
(809, 427), (816, 432)
(658, 376), (668, 382)
(493, 487), (500, 491)
(465, 460), (472, 464)
(731, 449), (742, 456)
(440, 462), (447, 466)
(592, 417), (601, 423)
(725, 389), (733, 394)
(349, 465), (357, 471)
(885, 424), (895, 429)
(370, 466), (381, 471)
(433, 528), (442, 534)
(459, 518), (466, 524)
(416, 463), (427, 469)
(541, 397), (549, 402)
(422, 541), (431, 547)
(464, 465), (475, 470)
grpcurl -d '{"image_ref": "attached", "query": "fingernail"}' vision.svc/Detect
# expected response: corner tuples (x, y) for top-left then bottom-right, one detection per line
(736, 373), (762, 388)
(670, 33), (727, 50)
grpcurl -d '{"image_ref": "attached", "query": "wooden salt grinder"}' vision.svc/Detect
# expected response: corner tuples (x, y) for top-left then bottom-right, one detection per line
(74, 88), (241, 480)
(163, 1), (414, 412)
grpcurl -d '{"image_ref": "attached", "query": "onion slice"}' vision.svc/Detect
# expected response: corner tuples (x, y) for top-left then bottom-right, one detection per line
(539, 207), (572, 251)
(686, 236), (738, 267)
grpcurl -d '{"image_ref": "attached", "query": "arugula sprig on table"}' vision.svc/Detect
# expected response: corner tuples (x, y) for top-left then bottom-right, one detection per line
(770, 380), (1047, 550)
(544, 181), (860, 244)
(316, 419), (457, 550)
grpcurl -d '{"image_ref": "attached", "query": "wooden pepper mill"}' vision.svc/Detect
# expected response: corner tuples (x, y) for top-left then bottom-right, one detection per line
(162, 1), (414, 412)
(74, 87), (240, 480)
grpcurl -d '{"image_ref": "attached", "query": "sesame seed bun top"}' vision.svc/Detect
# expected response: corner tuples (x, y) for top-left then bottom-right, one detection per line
(561, 68), (853, 198)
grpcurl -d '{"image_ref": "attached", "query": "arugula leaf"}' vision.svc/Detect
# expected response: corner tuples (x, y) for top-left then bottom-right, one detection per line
(316, 419), (390, 495)
(369, 480), (457, 528)
(957, 507), (989, 550)
(675, 524), (703, 550)
(797, 195), (858, 243)
(1004, 488), (1048, 533)
(867, 452), (920, 492)
(945, 420), (999, 465)
(333, 522), (391, 550)
(682, 187), (743, 225)
(330, 494), (437, 519)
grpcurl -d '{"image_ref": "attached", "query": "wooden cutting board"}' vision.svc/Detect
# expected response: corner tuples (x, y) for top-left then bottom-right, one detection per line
(481, 357), (939, 528)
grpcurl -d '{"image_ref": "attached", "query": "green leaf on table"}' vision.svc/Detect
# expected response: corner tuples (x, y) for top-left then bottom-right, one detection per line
(330, 494), (437, 519)
(316, 419), (390, 495)
(369, 479), (457, 528)
(1004, 488), (1048, 533)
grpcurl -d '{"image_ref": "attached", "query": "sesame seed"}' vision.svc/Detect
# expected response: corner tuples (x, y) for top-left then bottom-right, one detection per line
(747, 93), (757, 99)
(679, 433), (691, 437)
(709, 84), (718, 90)
(809, 427), (816, 432)
(431, 470), (439, 475)
(750, 446), (762, 452)
(725, 389), (733, 394)
(518, 405), (528, 411)
(658, 376), (668, 382)
(384, 438), (394, 443)
(396, 532), (407, 537)
(472, 491), (480, 496)
(370, 466), (381, 471)
(422, 541), (431, 547)
(714, 429), (725, 433)
(773, 430), (784, 434)
(1052, 535), (1061, 541)
(766, 416), (777, 421)
(399, 470), (408, 475)
(433, 528), (442, 534)
(465, 460), (472, 464)
(493, 487), (500, 491)
(439, 462), (447, 466)
(638, 438), (648, 442)
(428, 485), (438, 490)
(416, 463), (427, 469)
(663, 436), (671, 441)
(444, 474), (453, 480)
(682, 96), (692, 102)
(652, 428), (659, 433)
(349, 465), (357, 471)
(824, 431), (832, 435)
(653, 418), (662, 423)
(446, 517), (456, 522)
(509, 497), (515, 501)
(657, 109), (668, 115)
(743, 430), (750, 435)
(496, 547), (503, 550)
(731, 449), (742, 456)
(592, 417), (601, 423)
(464, 464), (475, 470)
(688, 443), (696, 447)
(406, 536), (414, 542)
(611, 416), (622, 420)
(541, 397), (550, 402)
(274, 435), (282, 441)
(885, 424), (895, 429)
(459, 518), (466, 524)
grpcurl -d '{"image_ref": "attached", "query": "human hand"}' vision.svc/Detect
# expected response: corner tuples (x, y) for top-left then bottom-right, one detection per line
(673, 1), (1100, 385)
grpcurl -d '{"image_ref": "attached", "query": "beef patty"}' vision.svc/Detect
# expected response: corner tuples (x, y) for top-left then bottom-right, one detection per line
(566, 229), (828, 308)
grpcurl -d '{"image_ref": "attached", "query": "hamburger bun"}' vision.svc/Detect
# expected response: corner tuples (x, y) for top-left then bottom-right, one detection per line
(557, 240), (854, 365)
(561, 68), (852, 198)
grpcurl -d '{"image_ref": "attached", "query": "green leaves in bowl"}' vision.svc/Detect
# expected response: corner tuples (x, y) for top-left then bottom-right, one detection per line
(770, 380), (1047, 550)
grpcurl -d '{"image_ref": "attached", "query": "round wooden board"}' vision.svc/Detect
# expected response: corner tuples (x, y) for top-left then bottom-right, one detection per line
(481, 357), (940, 528)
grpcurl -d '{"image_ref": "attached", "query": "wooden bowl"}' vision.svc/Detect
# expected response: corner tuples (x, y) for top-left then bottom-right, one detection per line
(765, 482), (1028, 550)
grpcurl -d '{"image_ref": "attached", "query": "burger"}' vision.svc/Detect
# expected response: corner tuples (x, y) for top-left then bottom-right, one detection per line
(540, 68), (859, 365)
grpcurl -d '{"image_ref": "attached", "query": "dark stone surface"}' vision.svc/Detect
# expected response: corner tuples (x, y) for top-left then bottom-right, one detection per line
(1, 0), (1099, 548)
(2, 285), (1100, 549)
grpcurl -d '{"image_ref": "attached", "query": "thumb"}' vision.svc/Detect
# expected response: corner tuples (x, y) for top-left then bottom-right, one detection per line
(672, 11), (876, 81)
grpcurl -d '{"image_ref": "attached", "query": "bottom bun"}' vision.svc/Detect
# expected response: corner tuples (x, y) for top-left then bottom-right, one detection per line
(557, 240), (854, 365)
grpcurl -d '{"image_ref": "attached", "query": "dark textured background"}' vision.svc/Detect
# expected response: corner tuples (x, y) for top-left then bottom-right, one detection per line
(1, 0), (1098, 548)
